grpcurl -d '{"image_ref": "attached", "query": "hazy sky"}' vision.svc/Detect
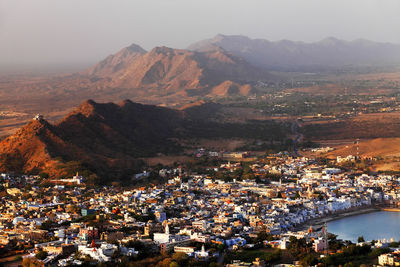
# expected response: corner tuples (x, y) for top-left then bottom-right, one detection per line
(1, 0), (400, 72)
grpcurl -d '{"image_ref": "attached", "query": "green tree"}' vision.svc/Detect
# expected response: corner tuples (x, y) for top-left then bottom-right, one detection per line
(171, 252), (188, 266)
(300, 254), (317, 266)
(35, 250), (48, 260)
(256, 231), (274, 243)
(39, 220), (53, 230)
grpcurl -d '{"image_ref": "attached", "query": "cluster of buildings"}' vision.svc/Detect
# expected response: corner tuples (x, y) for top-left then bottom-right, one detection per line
(1, 153), (400, 265)
(379, 252), (400, 266)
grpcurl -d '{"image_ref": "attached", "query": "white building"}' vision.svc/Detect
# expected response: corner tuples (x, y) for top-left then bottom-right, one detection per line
(78, 243), (117, 262)
(313, 238), (328, 252)
(153, 224), (189, 244)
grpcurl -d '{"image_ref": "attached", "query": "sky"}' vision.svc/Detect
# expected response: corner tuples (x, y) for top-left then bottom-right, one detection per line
(1, 0), (400, 72)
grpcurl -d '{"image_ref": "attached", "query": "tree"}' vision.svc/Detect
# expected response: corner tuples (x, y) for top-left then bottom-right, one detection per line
(171, 252), (188, 266)
(157, 258), (172, 267)
(14, 255), (22, 261)
(300, 254), (317, 266)
(169, 262), (179, 267)
(39, 220), (53, 230)
(22, 257), (43, 267)
(39, 172), (49, 179)
(35, 250), (48, 260)
(357, 236), (365, 243)
(256, 231), (274, 243)
(217, 243), (225, 251)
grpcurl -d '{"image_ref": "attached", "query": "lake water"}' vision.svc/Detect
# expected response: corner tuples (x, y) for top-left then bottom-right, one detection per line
(327, 211), (400, 242)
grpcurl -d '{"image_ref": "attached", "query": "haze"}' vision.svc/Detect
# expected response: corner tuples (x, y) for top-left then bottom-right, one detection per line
(1, 0), (400, 73)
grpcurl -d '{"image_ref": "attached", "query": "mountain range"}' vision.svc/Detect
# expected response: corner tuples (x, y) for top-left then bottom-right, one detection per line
(78, 34), (400, 100)
(2, 34), (400, 116)
(188, 34), (400, 71)
(83, 44), (271, 98)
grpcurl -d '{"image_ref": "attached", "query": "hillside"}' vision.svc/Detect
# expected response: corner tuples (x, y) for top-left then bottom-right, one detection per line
(189, 34), (400, 71)
(0, 100), (185, 181)
(85, 43), (147, 77)
(302, 113), (400, 141)
(0, 100), (289, 183)
(325, 138), (400, 159)
(83, 45), (271, 97)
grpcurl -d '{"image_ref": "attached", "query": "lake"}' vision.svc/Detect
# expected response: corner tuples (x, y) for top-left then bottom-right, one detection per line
(327, 211), (400, 242)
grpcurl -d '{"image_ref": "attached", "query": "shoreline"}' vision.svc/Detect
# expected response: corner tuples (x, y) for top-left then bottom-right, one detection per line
(380, 207), (400, 212)
(294, 206), (381, 231)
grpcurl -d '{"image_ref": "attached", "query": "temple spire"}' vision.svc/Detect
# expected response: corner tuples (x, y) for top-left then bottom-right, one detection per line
(165, 223), (169, 234)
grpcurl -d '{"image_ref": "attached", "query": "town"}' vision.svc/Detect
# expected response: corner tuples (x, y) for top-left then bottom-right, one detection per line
(1, 149), (400, 266)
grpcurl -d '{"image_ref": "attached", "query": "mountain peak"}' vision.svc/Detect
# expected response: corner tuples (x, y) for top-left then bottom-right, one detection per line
(189, 34), (252, 52)
(213, 34), (250, 41)
(25, 118), (51, 132)
(4, 117), (54, 148)
(73, 99), (98, 117)
(318, 37), (344, 45)
(150, 46), (177, 55)
(118, 99), (135, 107)
(126, 43), (147, 54)
(212, 34), (226, 41)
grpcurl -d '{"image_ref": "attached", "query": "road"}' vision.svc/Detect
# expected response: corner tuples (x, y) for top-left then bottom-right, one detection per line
(291, 119), (303, 157)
